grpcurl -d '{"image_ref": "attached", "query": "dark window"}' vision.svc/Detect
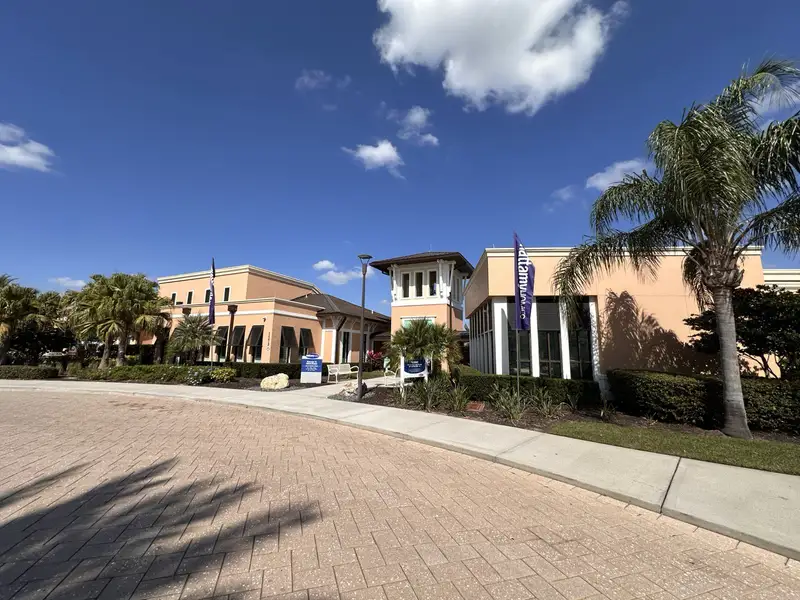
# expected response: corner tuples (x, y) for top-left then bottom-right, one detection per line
(215, 326), (229, 360)
(402, 274), (410, 298)
(186, 291), (193, 304)
(429, 270), (437, 296)
(230, 326), (246, 362)
(299, 328), (314, 357)
(247, 325), (264, 363)
(568, 298), (593, 380)
(223, 287), (231, 302)
(279, 326), (297, 364)
(415, 272), (423, 297)
(537, 298), (562, 378)
(204, 289), (211, 303)
(341, 331), (351, 361)
(170, 293), (177, 304)
(506, 297), (531, 375)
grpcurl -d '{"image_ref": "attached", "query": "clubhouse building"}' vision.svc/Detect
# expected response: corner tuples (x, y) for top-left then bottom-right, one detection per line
(151, 249), (798, 384)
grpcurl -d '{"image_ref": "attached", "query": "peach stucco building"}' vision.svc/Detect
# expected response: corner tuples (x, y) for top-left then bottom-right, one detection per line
(463, 246), (799, 387)
(152, 265), (389, 364)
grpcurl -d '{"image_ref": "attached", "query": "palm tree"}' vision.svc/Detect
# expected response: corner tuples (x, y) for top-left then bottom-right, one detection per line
(0, 276), (40, 365)
(69, 275), (116, 369)
(167, 315), (220, 364)
(554, 59), (800, 439)
(387, 320), (462, 371)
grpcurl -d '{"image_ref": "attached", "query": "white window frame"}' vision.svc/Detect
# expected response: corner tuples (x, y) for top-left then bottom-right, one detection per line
(428, 270), (438, 297)
(170, 293), (177, 304)
(204, 289), (211, 303)
(223, 287), (231, 302)
(414, 271), (424, 298)
(401, 274), (410, 299)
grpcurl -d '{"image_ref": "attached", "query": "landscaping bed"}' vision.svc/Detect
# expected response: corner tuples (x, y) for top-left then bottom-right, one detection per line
(206, 378), (329, 392)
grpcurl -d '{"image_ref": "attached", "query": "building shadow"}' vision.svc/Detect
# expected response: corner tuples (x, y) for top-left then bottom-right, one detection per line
(600, 291), (718, 375)
(0, 459), (323, 599)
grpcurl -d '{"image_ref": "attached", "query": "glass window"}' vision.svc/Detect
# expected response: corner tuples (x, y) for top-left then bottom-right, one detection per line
(340, 331), (351, 362)
(170, 293), (176, 304)
(280, 326), (297, 364)
(568, 298), (593, 380)
(401, 274), (410, 298)
(507, 298), (531, 375)
(428, 271), (437, 296)
(247, 326), (264, 363)
(415, 272), (423, 297)
(204, 289), (211, 303)
(186, 291), (193, 304)
(299, 328), (314, 357)
(537, 298), (562, 378)
(223, 287), (231, 302)
(230, 326), (246, 362)
(215, 326), (229, 360)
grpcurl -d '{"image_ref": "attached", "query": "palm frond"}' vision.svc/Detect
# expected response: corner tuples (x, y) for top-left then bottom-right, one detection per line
(682, 245), (713, 309)
(591, 171), (665, 235)
(753, 115), (800, 195)
(742, 192), (800, 254)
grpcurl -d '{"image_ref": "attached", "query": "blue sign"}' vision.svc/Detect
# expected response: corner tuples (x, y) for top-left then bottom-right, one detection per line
(514, 232), (535, 331)
(404, 358), (426, 374)
(301, 355), (322, 373)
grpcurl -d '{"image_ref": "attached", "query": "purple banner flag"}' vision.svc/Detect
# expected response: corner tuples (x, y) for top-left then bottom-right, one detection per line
(208, 258), (216, 325)
(514, 233), (535, 331)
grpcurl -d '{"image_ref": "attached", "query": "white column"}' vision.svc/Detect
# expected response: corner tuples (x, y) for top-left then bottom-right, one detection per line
(589, 297), (601, 382)
(559, 298), (572, 380)
(492, 298), (509, 375)
(530, 297), (540, 377)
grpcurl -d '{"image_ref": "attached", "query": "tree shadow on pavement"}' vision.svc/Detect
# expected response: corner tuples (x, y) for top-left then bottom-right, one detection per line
(0, 459), (322, 600)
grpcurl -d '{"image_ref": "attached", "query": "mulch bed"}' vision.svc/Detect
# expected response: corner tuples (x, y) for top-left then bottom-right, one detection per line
(206, 378), (331, 392)
(344, 385), (798, 444)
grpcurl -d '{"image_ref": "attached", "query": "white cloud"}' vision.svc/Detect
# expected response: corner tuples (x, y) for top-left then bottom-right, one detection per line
(373, 0), (628, 116)
(0, 123), (55, 172)
(380, 299), (389, 304)
(342, 139), (404, 177)
(390, 106), (440, 146)
(318, 266), (377, 286)
(49, 277), (86, 290)
(586, 158), (648, 192)
(322, 104), (338, 112)
(313, 259), (337, 271)
(752, 85), (800, 129)
(295, 70), (352, 92)
(543, 185), (577, 213)
(337, 75), (352, 90)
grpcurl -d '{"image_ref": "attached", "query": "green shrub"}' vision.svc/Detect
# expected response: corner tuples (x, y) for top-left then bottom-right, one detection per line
(447, 385), (471, 413)
(607, 370), (800, 435)
(530, 387), (563, 418)
(489, 383), (532, 423)
(66, 362), (84, 377)
(459, 374), (601, 408)
(0, 365), (60, 380)
(74, 365), (210, 385)
(219, 362), (303, 380)
(410, 376), (451, 412)
(124, 355), (141, 366)
(209, 367), (237, 383)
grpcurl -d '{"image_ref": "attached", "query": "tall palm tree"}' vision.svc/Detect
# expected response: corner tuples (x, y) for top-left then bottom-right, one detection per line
(554, 59), (800, 439)
(69, 275), (116, 369)
(0, 276), (40, 365)
(167, 315), (220, 365)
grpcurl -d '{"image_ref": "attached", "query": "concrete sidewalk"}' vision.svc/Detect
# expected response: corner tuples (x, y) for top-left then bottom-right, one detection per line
(2, 379), (799, 561)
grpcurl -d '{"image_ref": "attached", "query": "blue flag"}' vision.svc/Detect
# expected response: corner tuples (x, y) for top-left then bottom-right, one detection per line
(514, 233), (535, 331)
(208, 258), (216, 325)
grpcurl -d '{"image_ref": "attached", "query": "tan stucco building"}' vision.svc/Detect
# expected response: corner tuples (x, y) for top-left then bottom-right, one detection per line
(150, 265), (389, 364)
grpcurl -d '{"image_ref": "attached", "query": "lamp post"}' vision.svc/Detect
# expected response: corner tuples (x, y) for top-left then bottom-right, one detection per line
(226, 304), (238, 363)
(356, 254), (372, 400)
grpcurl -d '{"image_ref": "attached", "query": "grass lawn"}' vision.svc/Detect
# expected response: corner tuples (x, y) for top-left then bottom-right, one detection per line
(549, 421), (800, 476)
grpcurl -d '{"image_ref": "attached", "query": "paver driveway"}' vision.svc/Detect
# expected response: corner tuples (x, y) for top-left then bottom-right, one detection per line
(1, 391), (798, 600)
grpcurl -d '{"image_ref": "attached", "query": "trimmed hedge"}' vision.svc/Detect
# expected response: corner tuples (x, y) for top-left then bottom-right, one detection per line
(0, 366), (60, 380)
(74, 365), (215, 386)
(458, 374), (601, 408)
(224, 362), (303, 380)
(607, 370), (800, 435)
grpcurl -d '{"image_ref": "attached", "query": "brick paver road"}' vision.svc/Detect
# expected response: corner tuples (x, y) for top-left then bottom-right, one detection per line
(1, 391), (798, 600)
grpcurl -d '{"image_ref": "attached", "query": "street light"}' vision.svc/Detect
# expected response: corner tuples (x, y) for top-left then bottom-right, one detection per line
(356, 254), (372, 400)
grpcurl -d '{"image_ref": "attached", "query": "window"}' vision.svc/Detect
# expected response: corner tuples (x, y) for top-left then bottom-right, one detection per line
(186, 291), (193, 305)
(507, 297), (531, 375)
(230, 326), (246, 362)
(402, 317), (434, 328)
(537, 298), (562, 378)
(170, 293), (177, 304)
(215, 326), (229, 360)
(279, 326), (297, 364)
(568, 298), (593, 380)
(341, 331), (351, 361)
(247, 326), (264, 363)
(415, 272), (423, 297)
(299, 328), (314, 357)
(204, 289), (211, 303)
(223, 287), (231, 302)
(429, 270), (437, 296)
(401, 274), (410, 298)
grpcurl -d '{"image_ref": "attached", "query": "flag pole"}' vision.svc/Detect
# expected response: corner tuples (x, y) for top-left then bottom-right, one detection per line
(516, 329), (521, 395)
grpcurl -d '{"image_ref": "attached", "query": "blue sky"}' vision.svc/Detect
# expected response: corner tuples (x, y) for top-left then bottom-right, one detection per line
(2, 0), (799, 312)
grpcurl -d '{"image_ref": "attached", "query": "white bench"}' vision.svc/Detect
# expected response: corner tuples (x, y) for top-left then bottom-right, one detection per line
(327, 363), (359, 383)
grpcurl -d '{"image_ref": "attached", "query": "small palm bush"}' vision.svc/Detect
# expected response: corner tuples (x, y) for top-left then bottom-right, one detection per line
(448, 385), (471, 413)
(489, 383), (532, 423)
(411, 377), (451, 412)
(531, 387), (563, 418)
